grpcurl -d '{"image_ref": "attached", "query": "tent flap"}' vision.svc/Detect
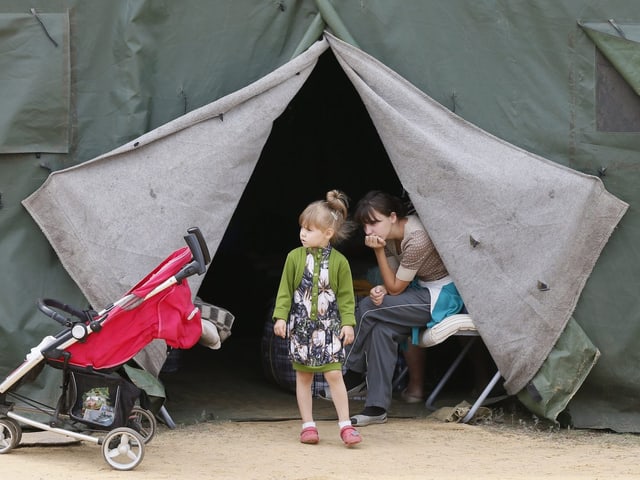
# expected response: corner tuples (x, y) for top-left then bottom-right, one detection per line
(22, 38), (330, 310)
(326, 32), (628, 397)
(579, 21), (640, 95)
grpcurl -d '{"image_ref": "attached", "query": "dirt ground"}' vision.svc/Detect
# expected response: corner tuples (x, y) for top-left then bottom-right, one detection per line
(4, 338), (640, 479)
(4, 412), (640, 479)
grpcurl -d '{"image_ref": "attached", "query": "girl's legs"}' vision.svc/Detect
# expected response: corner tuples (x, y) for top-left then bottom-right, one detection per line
(296, 370), (320, 444)
(325, 369), (362, 446)
(324, 369), (351, 423)
(296, 371), (314, 423)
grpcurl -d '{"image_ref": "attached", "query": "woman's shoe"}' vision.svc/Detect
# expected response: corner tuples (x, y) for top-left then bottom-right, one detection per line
(400, 388), (425, 404)
(340, 425), (362, 447)
(300, 426), (319, 444)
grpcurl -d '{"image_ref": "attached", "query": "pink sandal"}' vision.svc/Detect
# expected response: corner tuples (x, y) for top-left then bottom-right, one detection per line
(300, 426), (319, 444)
(340, 425), (362, 446)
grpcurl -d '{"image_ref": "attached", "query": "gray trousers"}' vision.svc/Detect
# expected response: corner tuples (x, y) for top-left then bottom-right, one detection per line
(345, 287), (431, 410)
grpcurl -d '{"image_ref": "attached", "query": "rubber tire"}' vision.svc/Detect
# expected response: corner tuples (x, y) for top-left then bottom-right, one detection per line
(0, 418), (20, 453)
(127, 406), (157, 444)
(101, 427), (145, 471)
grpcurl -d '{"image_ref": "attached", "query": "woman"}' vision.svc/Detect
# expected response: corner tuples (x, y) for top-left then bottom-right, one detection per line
(340, 190), (463, 426)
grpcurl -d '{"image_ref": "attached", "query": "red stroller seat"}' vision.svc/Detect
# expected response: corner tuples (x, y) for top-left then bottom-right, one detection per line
(61, 245), (202, 371)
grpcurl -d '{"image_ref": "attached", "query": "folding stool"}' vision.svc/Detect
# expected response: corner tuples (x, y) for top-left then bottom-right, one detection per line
(399, 313), (504, 423)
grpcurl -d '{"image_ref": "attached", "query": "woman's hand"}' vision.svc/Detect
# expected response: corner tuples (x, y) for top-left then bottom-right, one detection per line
(364, 235), (386, 249)
(370, 285), (387, 306)
(273, 319), (286, 338)
(340, 325), (355, 345)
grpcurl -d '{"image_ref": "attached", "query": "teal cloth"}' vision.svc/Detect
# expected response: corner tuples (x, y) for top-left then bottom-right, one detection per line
(411, 282), (464, 344)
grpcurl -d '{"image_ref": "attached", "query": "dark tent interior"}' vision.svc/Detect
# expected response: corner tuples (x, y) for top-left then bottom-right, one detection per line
(160, 50), (493, 411)
(198, 50), (400, 338)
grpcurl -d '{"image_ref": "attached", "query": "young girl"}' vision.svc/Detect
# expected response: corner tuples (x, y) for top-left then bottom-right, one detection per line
(273, 189), (362, 447)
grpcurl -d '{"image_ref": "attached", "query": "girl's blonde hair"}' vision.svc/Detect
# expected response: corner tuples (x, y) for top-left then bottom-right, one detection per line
(299, 189), (356, 245)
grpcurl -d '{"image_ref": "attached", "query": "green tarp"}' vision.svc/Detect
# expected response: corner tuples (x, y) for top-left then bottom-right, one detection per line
(1, 1), (639, 432)
(0, 11), (70, 153)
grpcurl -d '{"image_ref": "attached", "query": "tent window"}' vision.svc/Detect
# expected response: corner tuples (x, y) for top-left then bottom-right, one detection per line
(0, 12), (70, 153)
(595, 48), (640, 132)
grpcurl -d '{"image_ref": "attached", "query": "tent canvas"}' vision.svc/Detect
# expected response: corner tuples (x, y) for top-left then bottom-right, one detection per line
(22, 33), (628, 421)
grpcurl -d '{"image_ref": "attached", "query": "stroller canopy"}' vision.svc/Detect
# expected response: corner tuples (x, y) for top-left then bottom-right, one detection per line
(63, 246), (202, 370)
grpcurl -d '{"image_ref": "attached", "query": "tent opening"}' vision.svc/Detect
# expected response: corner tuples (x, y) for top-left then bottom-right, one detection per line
(187, 48), (400, 357)
(164, 49), (490, 400)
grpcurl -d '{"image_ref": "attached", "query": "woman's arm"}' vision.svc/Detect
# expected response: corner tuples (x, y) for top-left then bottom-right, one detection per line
(367, 236), (411, 296)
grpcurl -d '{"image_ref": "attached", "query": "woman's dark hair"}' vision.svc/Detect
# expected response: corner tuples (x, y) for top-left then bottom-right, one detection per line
(353, 190), (408, 225)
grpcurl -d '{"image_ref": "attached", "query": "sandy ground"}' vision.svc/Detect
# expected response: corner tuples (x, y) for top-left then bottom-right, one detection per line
(4, 415), (640, 479)
(4, 338), (639, 478)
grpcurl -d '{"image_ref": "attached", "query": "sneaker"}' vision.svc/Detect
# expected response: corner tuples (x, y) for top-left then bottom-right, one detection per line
(340, 425), (362, 447)
(350, 408), (387, 426)
(300, 426), (319, 444)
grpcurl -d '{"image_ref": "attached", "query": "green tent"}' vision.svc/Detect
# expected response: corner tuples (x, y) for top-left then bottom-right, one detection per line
(1, 1), (639, 432)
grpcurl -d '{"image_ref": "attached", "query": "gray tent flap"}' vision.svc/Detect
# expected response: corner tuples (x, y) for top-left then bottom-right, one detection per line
(22, 39), (330, 310)
(0, 12), (69, 153)
(579, 21), (640, 96)
(326, 32), (628, 396)
(517, 317), (600, 423)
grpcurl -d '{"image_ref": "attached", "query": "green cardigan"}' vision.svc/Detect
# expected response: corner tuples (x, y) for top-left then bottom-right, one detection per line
(272, 246), (356, 327)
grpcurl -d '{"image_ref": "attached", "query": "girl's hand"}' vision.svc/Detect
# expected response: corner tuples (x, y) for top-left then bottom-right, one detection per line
(364, 235), (386, 249)
(370, 285), (386, 306)
(273, 319), (286, 338)
(340, 325), (355, 346)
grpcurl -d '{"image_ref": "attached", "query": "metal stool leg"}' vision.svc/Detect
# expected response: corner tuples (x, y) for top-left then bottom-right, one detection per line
(461, 370), (502, 423)
(392, 366), (409, 391)
(425, 337), (477, 410)
(157, 405), (176, 429)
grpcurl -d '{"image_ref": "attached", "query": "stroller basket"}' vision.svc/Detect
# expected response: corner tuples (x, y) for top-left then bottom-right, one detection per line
(68, 370), (141, 430)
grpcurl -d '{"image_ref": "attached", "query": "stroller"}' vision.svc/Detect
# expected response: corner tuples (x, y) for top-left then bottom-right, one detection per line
(0, 227), (211, 470)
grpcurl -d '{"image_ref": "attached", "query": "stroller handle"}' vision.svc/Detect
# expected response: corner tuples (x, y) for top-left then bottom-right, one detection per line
(37, 298), (92, 327)
(188, 226), (211, 265)
(175, 227), (211, 283)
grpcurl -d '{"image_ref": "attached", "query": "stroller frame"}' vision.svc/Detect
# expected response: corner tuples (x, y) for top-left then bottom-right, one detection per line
(0, 227), (211, 471)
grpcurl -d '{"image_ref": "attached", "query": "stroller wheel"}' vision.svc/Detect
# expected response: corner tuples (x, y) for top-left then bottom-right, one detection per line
(127, 406), (157, 444)
(5, 418), (21, 446)
(101, 427), (145, 471)
(0, 418), (21, 453)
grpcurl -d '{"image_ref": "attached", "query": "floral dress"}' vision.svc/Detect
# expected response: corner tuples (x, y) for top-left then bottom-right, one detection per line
(287, 246), (344, 370)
